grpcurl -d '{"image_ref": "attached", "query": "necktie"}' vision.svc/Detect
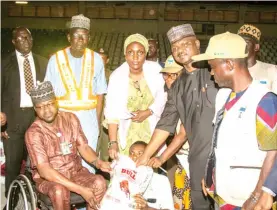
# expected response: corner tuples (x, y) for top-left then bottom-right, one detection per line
(204, 107), (225, 188)
(22, 54), (34, 95)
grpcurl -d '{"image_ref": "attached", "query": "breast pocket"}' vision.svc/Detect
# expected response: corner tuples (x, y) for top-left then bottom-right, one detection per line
(205, 85), (217, 108)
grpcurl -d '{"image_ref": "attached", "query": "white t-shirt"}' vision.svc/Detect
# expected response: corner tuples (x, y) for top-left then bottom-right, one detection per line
(143, 173), (174, 210)
(249, 60), (277, 94)
(100, 155), (153, 210)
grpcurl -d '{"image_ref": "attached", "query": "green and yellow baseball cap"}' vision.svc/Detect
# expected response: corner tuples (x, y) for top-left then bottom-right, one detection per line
(160, 55), (183, 73)
(192, 32), (248, 62)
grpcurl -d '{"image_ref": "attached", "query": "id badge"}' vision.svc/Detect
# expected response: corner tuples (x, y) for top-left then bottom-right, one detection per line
(60, 142), (72, 155)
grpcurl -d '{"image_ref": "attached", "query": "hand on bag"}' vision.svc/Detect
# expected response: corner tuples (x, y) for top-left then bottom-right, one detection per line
(254, 191), (273, 210)
(108, 143), (119, 160)
(136, 153), (150, 167)
(131, 110), (151, 123)
(147, 157), (163, 168)
(133, 194), (148, 210)
(80, 187), (99, 209)
(97, 159), (112, 173)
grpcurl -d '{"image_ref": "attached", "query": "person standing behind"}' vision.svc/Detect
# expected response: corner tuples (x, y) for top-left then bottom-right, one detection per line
(238, 24), (277, 93)
(97, 47), (111, 163)
(1, 26), (48, 197)
(146, 39), (164, 67)
(137, 24), (218, 210)
(98, 48), (111, 80)
(44, 14), (107, 173)
(148, 55), (191, 210)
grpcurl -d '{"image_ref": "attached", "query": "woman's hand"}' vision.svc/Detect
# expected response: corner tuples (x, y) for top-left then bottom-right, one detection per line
(131, 109), (152, 123)
(108, 143), (119, 160)
(133, 194), (148, 210)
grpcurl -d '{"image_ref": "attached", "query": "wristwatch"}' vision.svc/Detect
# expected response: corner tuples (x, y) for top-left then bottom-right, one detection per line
(108, 140), (118, 149)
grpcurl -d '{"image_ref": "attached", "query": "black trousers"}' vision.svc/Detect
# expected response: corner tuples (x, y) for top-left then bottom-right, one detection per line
(3, 108), (34, 197)
(191, 190), (213, 210)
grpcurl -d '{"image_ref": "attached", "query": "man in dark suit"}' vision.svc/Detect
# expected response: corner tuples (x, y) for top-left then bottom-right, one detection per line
(1, 26), (48, 197)
(137, 24), (218, 209)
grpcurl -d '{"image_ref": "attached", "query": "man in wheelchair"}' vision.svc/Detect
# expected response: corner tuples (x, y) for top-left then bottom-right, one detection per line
(24, 81), (111, 210)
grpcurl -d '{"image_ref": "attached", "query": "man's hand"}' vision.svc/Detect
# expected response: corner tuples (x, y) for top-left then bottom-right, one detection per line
(177, 147), (187, 155)
(1, 131), (9, 140)
(131, 110), (151, 123)
(136, 153), (150, 167)
(201, 179), (208, 197)
(0, 112), (7, 126)
(242, 192), (261, 210)
(97, 159), (112, 173)
(108, 143), (119, 160)
(254, 191), (273, 210)
(80, 186), (99, 209)
(133, 194), (148, 210)
(147, 157), (163, 168)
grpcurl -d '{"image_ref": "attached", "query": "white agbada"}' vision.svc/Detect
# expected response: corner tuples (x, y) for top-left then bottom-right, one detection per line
(105, 61), (166, 150)
(249, 60), (277, 94)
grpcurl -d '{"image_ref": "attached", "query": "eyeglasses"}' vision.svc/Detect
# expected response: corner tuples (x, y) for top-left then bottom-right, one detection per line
(133, 81), (143, 97)
(71, 33), (89, 40)
(35, 101), (56, 110)
(16, 36), (33, 42)
(161, 72), (179, 80)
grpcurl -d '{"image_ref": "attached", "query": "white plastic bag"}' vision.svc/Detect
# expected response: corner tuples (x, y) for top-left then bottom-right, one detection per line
(100, 155), (153, 210)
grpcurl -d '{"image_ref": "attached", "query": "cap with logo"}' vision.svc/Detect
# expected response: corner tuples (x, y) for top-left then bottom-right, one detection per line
(160, 55), (183, 73)
(192, 32), (248, 62)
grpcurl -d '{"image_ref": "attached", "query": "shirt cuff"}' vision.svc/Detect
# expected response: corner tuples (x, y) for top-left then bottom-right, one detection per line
(262, 186), (276, 197)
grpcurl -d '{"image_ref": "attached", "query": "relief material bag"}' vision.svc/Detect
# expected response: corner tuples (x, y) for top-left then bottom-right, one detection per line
(100, 155), (153, 210)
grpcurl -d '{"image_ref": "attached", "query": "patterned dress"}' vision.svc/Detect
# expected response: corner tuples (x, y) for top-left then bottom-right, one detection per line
(120, 78), (154, 155)
(172, 161), (192, 210)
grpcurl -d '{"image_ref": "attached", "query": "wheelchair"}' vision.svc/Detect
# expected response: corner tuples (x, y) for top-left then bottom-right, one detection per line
(6, 160), (86, 210)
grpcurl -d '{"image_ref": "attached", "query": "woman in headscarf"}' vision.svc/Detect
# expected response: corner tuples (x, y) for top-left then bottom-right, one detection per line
(104, 33), (166, 159)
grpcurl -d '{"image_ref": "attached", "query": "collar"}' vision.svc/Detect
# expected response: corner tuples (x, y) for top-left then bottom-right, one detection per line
(185, 68), (200, 75)
(15, 50), (33, 59)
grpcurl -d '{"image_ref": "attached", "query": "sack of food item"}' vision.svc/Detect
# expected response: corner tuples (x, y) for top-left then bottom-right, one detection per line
(100, 155), (153, 210)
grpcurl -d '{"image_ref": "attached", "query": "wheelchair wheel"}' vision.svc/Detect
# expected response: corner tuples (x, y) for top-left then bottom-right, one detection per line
(6, 174), (37, 210)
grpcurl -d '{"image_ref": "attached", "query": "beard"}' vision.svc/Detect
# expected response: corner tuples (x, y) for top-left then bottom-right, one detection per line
(216, 79), (233, 88)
